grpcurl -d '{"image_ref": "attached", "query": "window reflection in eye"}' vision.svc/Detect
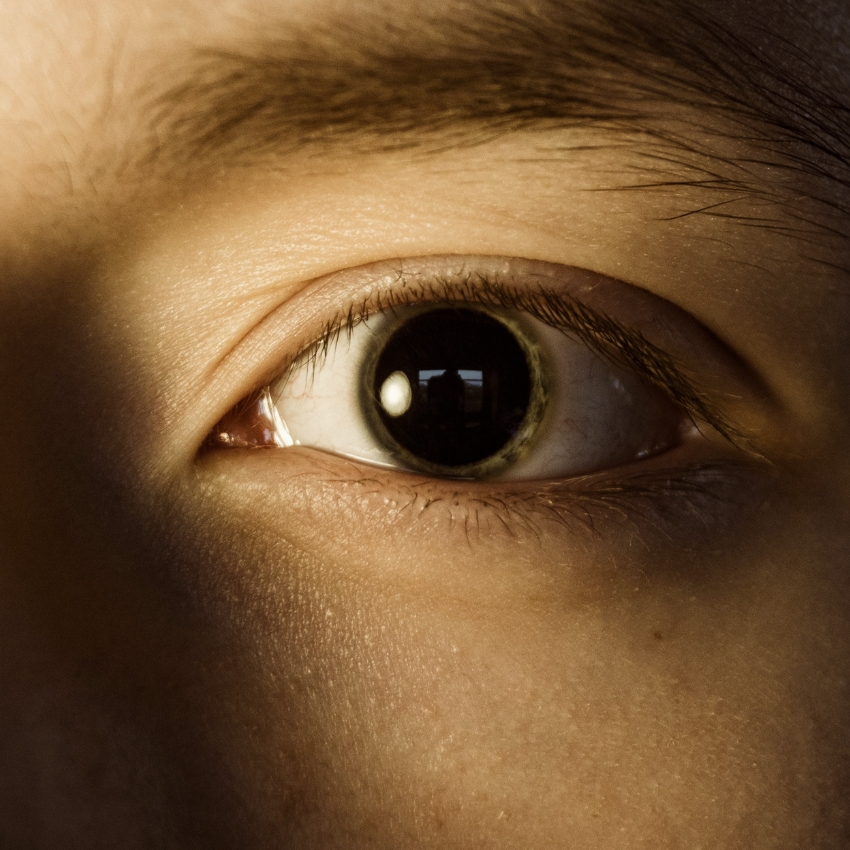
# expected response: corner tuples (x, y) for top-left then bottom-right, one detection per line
(367, 308), (541, 478)
(206, 257), (707, 481)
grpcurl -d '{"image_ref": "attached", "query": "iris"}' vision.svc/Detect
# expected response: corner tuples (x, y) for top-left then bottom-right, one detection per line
(367, 308), (536, 471)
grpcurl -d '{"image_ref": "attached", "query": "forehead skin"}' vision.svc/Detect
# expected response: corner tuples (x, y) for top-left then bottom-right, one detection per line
(0, 1), (850, 848)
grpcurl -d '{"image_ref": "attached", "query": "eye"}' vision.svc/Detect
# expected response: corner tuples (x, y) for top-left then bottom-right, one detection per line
(206, 258), (709, 482)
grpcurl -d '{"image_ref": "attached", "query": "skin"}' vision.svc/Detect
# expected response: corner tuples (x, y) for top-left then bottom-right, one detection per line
(0, 0), (849, 847)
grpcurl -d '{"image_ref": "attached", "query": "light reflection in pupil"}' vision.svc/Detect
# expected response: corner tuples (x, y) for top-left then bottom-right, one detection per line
(379, 371), (412, 417)
(371, 308), (533, 468)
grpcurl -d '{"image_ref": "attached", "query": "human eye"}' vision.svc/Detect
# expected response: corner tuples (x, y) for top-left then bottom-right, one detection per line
(204, 255), (763, 495)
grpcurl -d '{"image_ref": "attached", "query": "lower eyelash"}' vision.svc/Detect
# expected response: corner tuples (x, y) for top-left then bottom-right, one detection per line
(526, 462), (754, 533)
(305, 453), (761, 547)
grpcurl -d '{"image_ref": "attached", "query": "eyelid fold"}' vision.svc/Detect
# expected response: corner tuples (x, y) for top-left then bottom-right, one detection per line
(203, 255), (771, 458)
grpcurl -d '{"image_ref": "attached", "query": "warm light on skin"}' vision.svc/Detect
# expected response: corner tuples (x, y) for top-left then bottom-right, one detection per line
(0, 1), (849, 848)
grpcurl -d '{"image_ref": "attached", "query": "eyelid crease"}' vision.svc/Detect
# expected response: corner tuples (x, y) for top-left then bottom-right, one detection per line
(272, 268), (749, 451)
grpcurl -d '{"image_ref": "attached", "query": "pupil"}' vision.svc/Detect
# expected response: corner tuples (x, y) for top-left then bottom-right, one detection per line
(369, 308), (533, 469)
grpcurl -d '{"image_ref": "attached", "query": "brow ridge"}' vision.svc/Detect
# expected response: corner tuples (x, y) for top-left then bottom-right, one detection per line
(143, 0), (850, 229)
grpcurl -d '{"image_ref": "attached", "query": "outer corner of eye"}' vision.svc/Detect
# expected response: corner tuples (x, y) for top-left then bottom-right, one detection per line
(207, 291), (700, 483)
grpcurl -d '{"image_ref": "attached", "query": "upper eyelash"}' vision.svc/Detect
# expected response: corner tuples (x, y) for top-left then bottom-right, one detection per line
(275, 268), (745, 447)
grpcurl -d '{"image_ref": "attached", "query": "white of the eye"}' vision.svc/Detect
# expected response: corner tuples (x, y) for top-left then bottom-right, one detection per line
(500, 320), (677, 479)
(272, 315), (401, 468)
(379, 371), (412, 417)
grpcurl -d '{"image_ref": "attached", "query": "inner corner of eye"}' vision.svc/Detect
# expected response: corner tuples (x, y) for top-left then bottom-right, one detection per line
(205, 386), (294, 450)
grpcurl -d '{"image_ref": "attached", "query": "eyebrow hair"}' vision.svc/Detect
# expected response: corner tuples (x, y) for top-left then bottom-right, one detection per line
(146, 0), (850, 228)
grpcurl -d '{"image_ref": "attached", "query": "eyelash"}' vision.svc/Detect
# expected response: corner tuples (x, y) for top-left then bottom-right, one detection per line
(293, 453), (757, 546)
(273, 269), (739, 445)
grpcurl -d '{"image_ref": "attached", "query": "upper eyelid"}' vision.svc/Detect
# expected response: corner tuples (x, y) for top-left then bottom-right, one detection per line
(276, 266), (744, 448)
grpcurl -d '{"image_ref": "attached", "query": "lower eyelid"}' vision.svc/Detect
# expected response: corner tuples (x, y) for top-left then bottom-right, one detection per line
(200, 431), (766, 551)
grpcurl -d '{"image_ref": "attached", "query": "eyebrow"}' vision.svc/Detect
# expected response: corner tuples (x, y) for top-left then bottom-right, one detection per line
(146, 0), (850, 225)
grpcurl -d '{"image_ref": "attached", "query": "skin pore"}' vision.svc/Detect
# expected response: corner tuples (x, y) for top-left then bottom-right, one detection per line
(0, 0), (849, 847)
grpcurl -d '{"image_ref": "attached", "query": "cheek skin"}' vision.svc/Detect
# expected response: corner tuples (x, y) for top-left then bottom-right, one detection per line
(98, 447), (846, 848)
